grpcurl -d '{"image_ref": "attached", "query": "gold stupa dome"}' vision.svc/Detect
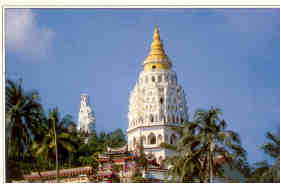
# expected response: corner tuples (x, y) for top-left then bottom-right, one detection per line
(143, 26), (171, 71)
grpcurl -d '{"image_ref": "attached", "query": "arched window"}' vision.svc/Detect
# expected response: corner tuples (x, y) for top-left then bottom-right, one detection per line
(150, 114), (154, 123)
(152, 76), (155, 82)
(153, 114), (157, 122)
(152, 65), (156, 69)
(170, 134), (177, 145)
(160, 97), (164, 104)
(148, 133), (156, 144)
(157, 134), (163, 144)
(133, 137), (136, 146)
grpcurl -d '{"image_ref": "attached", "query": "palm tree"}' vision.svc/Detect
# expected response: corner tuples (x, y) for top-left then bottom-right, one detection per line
(5, 79), (42, 161)
(192, 107), (246, 182)
(5, 79), (42, 182)
(261, 131), (280, 164)
(162, 107), (246, 182)
(32, 108), (77, 182)
(249, 131), (280, 182)
(162, 121), (210, 182)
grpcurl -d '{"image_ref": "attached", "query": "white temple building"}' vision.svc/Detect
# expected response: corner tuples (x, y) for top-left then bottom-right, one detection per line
(127, 26), (188, 164)
(77, 94), (95, 138)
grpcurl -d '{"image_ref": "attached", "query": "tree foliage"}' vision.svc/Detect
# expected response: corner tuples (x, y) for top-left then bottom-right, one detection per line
(247, 131), (280, 183)
(31, 108), (79, 175)
(163, 107), (247, 182)
(6, 79), (42, 161)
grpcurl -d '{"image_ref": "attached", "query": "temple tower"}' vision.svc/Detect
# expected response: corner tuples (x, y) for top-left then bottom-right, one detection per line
(77, 94), (95, 142)
(127, 26), (188, 164)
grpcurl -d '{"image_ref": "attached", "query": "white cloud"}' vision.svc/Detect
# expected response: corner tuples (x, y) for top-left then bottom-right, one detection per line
(6, 9), (55, 61)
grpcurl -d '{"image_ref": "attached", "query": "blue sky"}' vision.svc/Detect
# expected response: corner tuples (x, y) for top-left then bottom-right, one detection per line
(5, 8), (280, 164)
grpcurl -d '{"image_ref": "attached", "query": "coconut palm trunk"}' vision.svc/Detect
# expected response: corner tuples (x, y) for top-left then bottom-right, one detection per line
(53, 118), (59, 183)
(209, 142), (215, 183)
(31, 108), (77, 183)
(209, 149), (213, 183)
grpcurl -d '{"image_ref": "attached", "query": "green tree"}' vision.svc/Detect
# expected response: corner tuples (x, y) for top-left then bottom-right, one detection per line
(192, 107), (246, 182)
(106, 128), (127, 148)
(162, 107), (246, 183)
(248, 131), (280, 183)
(5, 79), (42, 160)
(31, 108), (77, 182)
(5, 79), (43, 181)
(162, 122), (204, 182)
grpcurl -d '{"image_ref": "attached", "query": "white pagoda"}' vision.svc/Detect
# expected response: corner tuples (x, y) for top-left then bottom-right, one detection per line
(127, 26), (188, 165)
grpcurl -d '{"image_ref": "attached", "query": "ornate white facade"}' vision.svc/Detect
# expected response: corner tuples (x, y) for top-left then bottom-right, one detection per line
(77, 94), (95, 135)
(127, 26), (188, 164)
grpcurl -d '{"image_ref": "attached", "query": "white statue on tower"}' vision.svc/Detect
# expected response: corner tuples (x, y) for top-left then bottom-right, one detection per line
(77, 94), (95, 142)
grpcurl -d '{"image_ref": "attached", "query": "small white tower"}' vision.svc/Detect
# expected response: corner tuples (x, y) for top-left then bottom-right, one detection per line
(77, 94), (95, 141)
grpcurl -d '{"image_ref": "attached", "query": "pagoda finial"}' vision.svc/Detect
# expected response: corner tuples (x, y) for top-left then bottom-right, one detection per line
(142, 26), (171, 70)
(153, 25), (160, 40)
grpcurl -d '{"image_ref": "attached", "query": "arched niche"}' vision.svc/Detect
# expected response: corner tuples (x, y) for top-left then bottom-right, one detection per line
(170, 134), (177, 145)
(148, 132), (156, 145)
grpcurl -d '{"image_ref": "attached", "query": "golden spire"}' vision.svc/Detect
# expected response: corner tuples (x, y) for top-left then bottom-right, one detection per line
(153, 25), (160, 41)
(143, 26), (171, 70)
